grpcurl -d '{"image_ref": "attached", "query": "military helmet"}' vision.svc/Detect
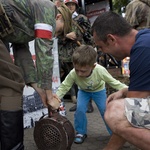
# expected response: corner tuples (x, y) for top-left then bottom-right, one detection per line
(64, 0), (79, 5)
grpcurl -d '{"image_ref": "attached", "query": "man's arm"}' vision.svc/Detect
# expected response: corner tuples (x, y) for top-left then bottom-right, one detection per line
(106, 88), (128, 105)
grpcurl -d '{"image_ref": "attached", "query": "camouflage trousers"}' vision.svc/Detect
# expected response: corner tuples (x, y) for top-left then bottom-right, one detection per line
(125, 97), (150, 129)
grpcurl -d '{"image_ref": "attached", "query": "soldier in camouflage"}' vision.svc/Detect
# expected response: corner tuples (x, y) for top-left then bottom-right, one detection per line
(59, 0), (93, 63)
(58, 0), (94, 112)
(125, 0), (150, 30)
(0, 0), (72, 149)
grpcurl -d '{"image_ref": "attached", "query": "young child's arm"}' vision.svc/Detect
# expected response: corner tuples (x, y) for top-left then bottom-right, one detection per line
(56, 69), (75, 99)
(100, 66), (128, 104)
(101, 67), (128, 90)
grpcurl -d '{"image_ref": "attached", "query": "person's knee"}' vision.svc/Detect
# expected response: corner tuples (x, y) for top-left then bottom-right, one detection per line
(104, 99), (125, 131)
(104, 101), (118, 120)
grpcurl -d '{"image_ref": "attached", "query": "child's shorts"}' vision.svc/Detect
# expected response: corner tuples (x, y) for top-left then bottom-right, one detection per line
(125, 97), (150, 129)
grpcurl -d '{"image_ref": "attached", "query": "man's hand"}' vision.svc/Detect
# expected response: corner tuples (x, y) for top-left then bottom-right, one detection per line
(46, 91), (61, 110)
(31, 83), (61, 109)
(66, 31), (76, 40)
(106, 88), (128, 105)
(31, 83), (47, 107)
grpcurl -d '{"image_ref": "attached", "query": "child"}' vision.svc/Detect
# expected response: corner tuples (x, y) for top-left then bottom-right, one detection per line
(56, 45), (128, 144)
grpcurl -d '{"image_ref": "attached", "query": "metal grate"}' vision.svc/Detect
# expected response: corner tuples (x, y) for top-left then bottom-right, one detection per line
(41, 124), (61, 148)
(34, 114), (75, 150)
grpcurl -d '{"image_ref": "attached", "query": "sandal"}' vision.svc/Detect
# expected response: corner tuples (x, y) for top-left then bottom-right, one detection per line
(74, 133), (87, 144)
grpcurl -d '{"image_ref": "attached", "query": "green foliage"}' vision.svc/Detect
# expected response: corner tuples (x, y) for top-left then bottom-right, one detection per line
(112, 0), (131, 14)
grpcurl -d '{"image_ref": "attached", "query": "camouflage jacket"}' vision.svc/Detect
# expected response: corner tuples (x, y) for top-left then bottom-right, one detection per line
(0, 0), (57, 89)
(58, 13), (93, 62)
(125, 0), (150, 30)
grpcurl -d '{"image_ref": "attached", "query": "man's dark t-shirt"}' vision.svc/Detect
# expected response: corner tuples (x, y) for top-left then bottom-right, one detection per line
(129, 29), (150, 91)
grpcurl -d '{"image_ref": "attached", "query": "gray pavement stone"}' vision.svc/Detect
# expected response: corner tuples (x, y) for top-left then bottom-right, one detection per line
(24, 101), (139, 150)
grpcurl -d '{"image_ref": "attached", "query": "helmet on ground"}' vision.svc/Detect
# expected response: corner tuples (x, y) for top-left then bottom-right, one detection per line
(64, 0), (78, 5)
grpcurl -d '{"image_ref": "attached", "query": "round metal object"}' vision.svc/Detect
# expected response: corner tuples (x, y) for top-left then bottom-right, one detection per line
(34, 112), (75, 150)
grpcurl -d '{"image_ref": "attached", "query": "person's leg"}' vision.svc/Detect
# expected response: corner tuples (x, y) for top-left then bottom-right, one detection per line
(74, 90), (90, 134)
(103, 134), (126, 150)
(70, 91), (94, 113)
(104, 98), (150, 150)
(0, 109), (24, 150)
(70, 97), (94, 113)
(0, 40), (25, 150)
(93, 88), (112, 135)
(74, 90), (90, 144)
(86, 99), (94, 113)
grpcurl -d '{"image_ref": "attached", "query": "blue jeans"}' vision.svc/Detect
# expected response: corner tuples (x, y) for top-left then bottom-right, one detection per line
(74, 89), (112, 135)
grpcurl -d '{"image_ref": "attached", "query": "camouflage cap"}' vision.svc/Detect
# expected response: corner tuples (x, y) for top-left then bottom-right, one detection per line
(57, 4), (72, 36)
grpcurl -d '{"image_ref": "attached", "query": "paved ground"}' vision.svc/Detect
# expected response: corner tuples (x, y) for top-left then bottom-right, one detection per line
(24, 100), (139, 150)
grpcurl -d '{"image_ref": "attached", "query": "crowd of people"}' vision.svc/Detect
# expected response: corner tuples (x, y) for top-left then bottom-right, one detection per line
(0, 0), (150, 149)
